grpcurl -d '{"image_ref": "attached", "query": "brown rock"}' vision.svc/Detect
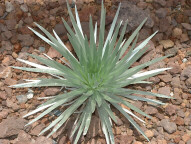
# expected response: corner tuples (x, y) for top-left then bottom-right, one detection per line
(19, 26), (33, 35)
(145, 106), (158, 115)
(15, 130), (33, 143)
(175, 117), (184, 125)
(159, 18), (170, 33)
(184, 10), (191, 16)
(158, 86), (170, 96)
(0, 117), (27, 138)
(44, 87), (60, 96)
(58, 136), (67, 144)
(0, 139), (10, 144)
(155, 8), (167, 18)
(6, 99), (19, 110)
(153, 33), (164, 42)
(1, 41), (13, 51)
(165, 104), (177, 116)
(2, 31), (12, 40)
(54, 23), (66, 37)
(168, 63), (182, 74)
(118, 1), (154, 33)
(160, 119), (177, 134)
(79, 5), (96, 22)
(0, 4), (5, 17)
(137, 2), (148, 9)
(0, 110), (9, 120)
(0, 91), (7, 99)
(180, 66), (191, 80)
(180, 34), (189, 42)
(30, 123), (45, 136)
(182, 134), (190, 142)
(4, 78), (17, 86)
(0, 66), (12, 79)
(171, 77), (181, 88)
(158, 74), (172, 83)
(172, 28), (182, 38)
(34, 136), (52, 144)
(181, 23), (191, 30)
(186, 77), (191, 88)
(47, 47), (62, 58)
(145, 130), (154, 138)
(133, 141), (143, 144)
(115, 135), (134, 144)
(154, 0), (166, 6)
(159, 40), (174, 49)
(5, 19), (17, 30)
(14, 43), (22, 53)
(17, 34), (34, 47)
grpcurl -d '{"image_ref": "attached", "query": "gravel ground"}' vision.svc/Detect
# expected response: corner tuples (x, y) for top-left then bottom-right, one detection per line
(0, 0), (191, 144)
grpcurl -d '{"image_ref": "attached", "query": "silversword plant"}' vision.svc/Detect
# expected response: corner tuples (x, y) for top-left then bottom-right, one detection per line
(11, 2), (173, 144)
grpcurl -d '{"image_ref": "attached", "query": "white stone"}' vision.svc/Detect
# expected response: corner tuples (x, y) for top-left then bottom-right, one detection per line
(27, 89), (34, 99)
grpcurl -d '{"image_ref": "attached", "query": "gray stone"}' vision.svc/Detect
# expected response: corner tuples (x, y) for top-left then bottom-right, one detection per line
(187, 139), (191, 144)
(118, 1), (154, 33)
(16, 95), (28, 104)
(2, 31), (12, 40)
(17, 34), (34, 47)
(156, 8), (167, 18)
(159, 18), (170, 33)
(20, 4), (28, 12)
(165, 47), (178, 56)
(171, 18), (178, 26)
(5, 19), (17, 30)
(1, 41), (13, 51)
(39, 47), (45, 52)
(54, 23), (66, 36)
(160, 119), (177, 134)
(5, 1), (14, 12)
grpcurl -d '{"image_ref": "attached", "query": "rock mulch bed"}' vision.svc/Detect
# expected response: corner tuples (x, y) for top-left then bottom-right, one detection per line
(0, 0), (191, 143)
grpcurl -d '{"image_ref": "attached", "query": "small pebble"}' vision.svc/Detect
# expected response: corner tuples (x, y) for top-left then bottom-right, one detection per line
(16, 95), (28, 104)
(159, 40), (174, 49)
(26, 89), (34, 99)
(12, 52), (18, 58)
(182, 58), (188, 63)
(39, 47), (45, 53)
(20, 4), (28, 12)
